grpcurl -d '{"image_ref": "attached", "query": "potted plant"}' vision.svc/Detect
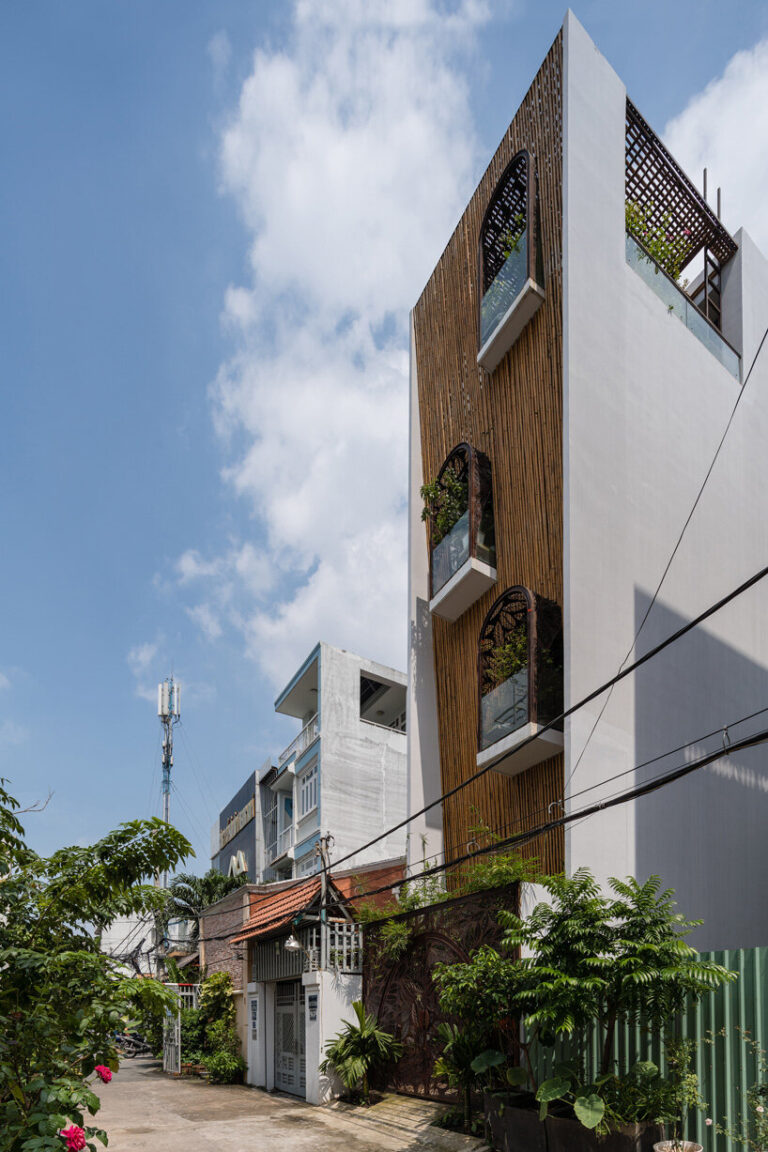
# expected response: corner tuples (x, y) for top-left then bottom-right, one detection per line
(434, 869), (736, 1152)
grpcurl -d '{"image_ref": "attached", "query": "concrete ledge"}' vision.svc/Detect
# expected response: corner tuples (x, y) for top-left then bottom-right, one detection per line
(477, 278), (545, 372)
(430, 558), (497, 622)
(477, 723), (564, 777)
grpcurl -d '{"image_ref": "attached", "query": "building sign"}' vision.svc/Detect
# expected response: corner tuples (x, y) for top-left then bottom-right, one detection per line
(250, 996), (258, 1040)
(220, 796), (255, 850)
(307, 992), (318, 1021)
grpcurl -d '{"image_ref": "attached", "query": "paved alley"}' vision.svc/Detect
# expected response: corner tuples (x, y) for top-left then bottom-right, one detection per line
(93, 1058), (486, 1152)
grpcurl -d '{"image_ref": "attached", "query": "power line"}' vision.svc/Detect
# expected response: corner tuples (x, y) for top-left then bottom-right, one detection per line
(563, 320), (768, 796)
(195, 717), (768, 944)
(324, 559), (768, 878)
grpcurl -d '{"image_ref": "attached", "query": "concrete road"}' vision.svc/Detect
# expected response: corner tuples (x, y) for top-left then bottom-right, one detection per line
(93, 1058), (485, 1152)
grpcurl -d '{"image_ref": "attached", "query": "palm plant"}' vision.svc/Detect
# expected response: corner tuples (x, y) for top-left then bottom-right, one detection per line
(164, 869), (246, 944)
(319, 1001), (402, 1103)
(434, 1022), (490, 1134)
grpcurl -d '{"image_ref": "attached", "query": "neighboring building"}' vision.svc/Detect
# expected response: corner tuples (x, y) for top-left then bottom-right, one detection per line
(229, 859), (404, 1104)
(211, 642), (408, 884)
(408, 12), (768, 950)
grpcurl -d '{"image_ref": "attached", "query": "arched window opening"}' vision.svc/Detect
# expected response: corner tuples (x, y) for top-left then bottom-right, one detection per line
(478, 151), (542, 356)
(422, 443), (496, 608)
(478, 587), (562, 754)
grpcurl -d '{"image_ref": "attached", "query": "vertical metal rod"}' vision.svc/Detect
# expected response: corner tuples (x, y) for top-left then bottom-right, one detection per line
(717, 187), (722, 219)
(703, 167), (708, 200)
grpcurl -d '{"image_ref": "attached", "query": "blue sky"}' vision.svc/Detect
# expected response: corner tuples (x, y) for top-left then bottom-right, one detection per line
(2, 0), (767, 871)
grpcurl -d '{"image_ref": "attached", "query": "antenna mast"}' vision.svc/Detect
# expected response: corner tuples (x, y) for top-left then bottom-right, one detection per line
(157, 676), (181, 888)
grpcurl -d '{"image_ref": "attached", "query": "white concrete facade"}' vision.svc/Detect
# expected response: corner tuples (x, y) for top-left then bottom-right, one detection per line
(272, 642), (408, 877)
(561, 12), (768, 950)
(408, 12), (768, 951)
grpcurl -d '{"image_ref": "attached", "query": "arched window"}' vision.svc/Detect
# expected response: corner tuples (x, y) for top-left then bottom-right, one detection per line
(477, 586), (562, 757)
(477, 151), (544, 370)
(423, 443), (496, 618)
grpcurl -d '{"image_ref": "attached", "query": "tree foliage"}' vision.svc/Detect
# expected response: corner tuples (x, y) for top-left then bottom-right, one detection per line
(319, 1001), (402, 1103)
(163, 869), (246, 944)
(0, 778), (191, 1151)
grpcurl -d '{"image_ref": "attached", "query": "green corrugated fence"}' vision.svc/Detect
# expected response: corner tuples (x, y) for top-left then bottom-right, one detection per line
(529, 947), (768, 1152)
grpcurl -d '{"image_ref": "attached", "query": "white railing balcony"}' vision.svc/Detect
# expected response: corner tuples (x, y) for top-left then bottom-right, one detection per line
(267, 824), (294, 863)
(278, 713), (319, 768)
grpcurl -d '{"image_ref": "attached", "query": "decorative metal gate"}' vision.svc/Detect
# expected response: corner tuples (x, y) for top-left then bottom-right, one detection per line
(274, 981), (306, 1095)
(363, 884), (519, 1099)
(162, 982), (200, 1075)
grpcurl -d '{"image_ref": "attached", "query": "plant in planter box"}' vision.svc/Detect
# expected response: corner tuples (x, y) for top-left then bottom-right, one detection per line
(484, 624), (528, 690)
(433, 1024), (503, 1135)
(420, 470), (468, 546)
(434, 869), (735, 1145)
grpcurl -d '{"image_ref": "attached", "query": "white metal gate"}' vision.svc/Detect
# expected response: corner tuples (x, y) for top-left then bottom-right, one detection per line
(162, 982), (200, 1075)
(274, 981), (305, 1095)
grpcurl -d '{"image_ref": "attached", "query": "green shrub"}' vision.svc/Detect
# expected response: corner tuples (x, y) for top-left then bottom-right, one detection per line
(202, 1049), (247, 1084)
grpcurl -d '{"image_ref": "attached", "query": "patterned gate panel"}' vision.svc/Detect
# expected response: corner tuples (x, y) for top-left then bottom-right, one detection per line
(363, 884), (518, 1099)
(275, 981), (305, 1095)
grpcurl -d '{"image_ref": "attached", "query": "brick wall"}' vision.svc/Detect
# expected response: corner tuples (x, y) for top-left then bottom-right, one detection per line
(199, 886), (254, 991)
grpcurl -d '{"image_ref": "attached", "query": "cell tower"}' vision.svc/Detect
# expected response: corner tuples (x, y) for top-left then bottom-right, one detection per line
(157, 676), (181, 888)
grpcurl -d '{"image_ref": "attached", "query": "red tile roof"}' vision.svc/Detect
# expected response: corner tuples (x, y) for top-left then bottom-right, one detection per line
(232, 878), (321, 943)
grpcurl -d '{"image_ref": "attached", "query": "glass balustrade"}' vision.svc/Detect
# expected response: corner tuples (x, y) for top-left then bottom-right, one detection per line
(625, 234), (740, 380)
(431, 510), (470, 595)
(479, 669), (529, 751)
(480, 230), (528, 348)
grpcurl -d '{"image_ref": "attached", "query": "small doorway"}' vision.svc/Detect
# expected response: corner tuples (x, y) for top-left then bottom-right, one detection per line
(274, 981), (305, 1096)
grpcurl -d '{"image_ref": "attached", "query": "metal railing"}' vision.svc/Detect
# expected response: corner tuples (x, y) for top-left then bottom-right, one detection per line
(278, 713), (319, 768)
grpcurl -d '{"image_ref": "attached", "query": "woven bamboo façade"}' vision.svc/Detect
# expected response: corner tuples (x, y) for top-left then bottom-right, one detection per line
(412, 32), (564, 875)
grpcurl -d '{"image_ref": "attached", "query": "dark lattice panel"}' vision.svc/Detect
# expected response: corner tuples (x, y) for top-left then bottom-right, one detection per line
(480, 152), (528, 292)
(534, 597), (563, 729)
(363, 884), (520, 1100)
(625, 100), (737, 268)
(478, 586), (532, 701)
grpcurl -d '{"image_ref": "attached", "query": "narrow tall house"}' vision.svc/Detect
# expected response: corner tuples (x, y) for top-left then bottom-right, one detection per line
(408, 13), (768, 949)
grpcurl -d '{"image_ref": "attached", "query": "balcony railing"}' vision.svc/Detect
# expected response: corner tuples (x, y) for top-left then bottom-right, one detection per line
(480, 669), (529, 751)
(432, 509), (470, 596)
(278, 713), (319, 768)
(480, 229), (528, 348)
(267, 824), (294, 863)
(626, 235), (740, 380)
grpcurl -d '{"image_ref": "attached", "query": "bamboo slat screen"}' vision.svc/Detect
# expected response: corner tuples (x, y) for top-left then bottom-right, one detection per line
(625, 100), (737, 268)
(412, 32), (564, 874)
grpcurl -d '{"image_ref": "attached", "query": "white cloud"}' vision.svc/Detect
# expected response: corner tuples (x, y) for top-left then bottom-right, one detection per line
(0, 671), (10, 692)
(664, 39), (768, 253)
(186, 603), (223, 642)
(0, 719), (27, 750)
(208, 30), (232, 90)
(127, 640), (160, 677)
(181, 0), (487, 686)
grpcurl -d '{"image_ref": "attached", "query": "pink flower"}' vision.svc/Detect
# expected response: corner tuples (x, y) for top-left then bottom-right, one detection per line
(60, 1126), (87, 1152)
(94, 1065), (112, 1083)
(757, 1106), (765, 1114)
(706, 1118), (713, 1126)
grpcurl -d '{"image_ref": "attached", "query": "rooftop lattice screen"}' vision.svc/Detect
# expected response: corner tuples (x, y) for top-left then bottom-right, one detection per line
(480, 151), (529, 292)
(625, 100), (737, 268)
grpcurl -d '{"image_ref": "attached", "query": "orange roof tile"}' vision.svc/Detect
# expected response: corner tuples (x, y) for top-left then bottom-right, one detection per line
(232, 877), (321, 943)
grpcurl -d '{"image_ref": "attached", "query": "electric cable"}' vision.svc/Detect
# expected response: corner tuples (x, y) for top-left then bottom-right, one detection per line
(320, 559), (768, 878)
(194, 717), (768, 943)
(563, 320), (768, 796)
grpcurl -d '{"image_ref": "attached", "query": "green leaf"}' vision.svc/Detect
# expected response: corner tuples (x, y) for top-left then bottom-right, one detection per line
(470, 1049), (505, 1074)
(506, 1066), (529, 1087)
(536, 1076), (571, 1103)
(574, 1094), (605, 1129)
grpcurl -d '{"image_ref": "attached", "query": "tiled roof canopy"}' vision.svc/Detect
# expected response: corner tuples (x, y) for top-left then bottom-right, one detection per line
(625, 100), (737, 268)
(232, 878), (321, 943)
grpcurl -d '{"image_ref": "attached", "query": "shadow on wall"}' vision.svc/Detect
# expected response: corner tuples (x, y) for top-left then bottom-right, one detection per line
(633, 590), (768, 952)
(409, 596), (443, 834)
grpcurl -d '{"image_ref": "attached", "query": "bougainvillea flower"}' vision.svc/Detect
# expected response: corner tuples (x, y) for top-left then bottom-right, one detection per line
(94, 1065), (113, 1083)
(60, 1126), (87, 1151)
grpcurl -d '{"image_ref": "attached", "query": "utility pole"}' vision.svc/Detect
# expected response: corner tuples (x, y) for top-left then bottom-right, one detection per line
(316, 833), (334, 970)
(157, 676), (181, 889)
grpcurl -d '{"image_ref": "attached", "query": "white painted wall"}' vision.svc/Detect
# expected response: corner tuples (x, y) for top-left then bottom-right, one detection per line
(406, 311), (444, 874)
(302, 969), (362, 1105)
(562, 12), (768, 950)
(319, 644), (408, 869)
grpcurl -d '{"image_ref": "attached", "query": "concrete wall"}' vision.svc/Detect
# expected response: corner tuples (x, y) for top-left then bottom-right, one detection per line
(406, 312), (444, 874)
(303, 969), (362, 1105)
(199, 887), (252, 988)
(562, 12), (768, 949)
(319, 644), (408, 869)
